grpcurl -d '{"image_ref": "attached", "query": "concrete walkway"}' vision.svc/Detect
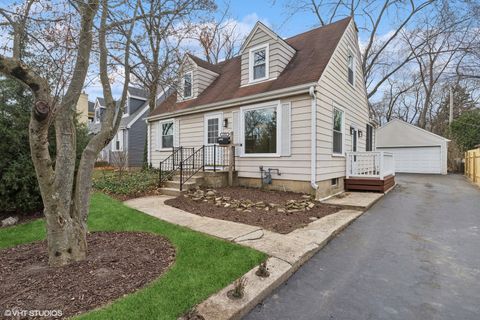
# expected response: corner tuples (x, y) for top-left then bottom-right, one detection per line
(245, 174), (480, 320)
(124, 196), (364, 267)
(124, 195), (372, 319)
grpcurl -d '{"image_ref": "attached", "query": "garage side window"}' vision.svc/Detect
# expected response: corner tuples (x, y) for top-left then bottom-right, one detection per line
(333, 108), (344, 155)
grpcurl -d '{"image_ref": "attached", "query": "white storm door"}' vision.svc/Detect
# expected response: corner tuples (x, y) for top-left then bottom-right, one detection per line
(204, 113), (224, 169)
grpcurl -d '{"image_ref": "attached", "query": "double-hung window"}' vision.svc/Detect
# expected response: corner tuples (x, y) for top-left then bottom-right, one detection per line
(243, 104), (278, 155)
(183, 72), (192, 99)
(160, 121), (174, 149)
(347, 53), (354, 86)
(333, 108), (344, 155)
(249, 45), (268, 82)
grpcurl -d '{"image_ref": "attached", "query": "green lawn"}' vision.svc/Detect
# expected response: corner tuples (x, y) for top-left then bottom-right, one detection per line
(0, 193), (266, 320)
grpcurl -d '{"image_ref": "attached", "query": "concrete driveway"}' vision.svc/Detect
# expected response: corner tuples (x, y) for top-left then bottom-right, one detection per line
(245, 174), (480, 320)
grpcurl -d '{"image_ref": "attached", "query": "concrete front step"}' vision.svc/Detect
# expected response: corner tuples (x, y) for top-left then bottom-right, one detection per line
(171, 174), (204, 183)
(158, 187), (183, 197)
(163, 180), (197, 191)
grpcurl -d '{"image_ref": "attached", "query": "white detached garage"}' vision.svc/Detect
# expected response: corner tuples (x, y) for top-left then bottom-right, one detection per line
(376, 119), (450, 175)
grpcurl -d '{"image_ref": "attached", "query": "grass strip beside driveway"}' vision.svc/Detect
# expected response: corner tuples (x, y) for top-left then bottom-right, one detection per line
(0, 193), (266, 320)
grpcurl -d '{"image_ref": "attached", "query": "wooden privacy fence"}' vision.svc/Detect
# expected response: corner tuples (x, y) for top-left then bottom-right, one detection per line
(465, 148), (480, 186)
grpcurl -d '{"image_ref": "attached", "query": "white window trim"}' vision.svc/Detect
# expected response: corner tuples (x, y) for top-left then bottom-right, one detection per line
(347, 49), (355, 87)
(332, 106), (345, 157)
(204, 112), (224, 145)
(95, 106), (105, 124)
(157, 118), (175, 151)
(248, 43), (269, 83)
(112, 129), (124, 152)
(240, 100), (281, 158)
(182, 71), (193, 100)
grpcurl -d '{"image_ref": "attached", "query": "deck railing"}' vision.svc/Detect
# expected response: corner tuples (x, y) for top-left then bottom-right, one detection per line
(346, 151), (395, 179)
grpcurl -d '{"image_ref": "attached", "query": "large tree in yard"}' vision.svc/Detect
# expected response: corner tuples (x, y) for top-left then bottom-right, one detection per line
(0, 0), (138, 266)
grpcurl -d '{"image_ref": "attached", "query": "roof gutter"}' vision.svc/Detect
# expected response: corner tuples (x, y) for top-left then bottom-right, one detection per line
(309, 85), (318, 191)
(145, 82), (317, 122)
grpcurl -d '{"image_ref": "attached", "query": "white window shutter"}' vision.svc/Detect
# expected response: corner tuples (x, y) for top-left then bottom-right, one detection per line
(232, 111), (241, 154)
(280, 102), (291, 157)
(174, 119), (180, 147)
(155, 122), (160, 150)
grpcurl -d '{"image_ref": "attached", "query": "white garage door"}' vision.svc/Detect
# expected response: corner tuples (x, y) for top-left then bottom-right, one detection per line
(376, 146), (442, 174)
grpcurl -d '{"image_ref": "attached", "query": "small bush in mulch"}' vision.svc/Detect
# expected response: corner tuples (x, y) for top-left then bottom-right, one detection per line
(255, 261), (270, 278)
(0, 232), (175, 318)
(92, 169), (161, 201)
(227, 277), (247, 300)
(165, 187), (344, 234)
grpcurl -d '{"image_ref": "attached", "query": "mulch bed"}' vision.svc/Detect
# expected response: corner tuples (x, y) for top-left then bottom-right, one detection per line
(165, 187), (343, 234)
(0, 232), (176, 318)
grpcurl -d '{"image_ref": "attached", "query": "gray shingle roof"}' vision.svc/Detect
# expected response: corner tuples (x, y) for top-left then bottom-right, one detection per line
(128, 86), (148, 99)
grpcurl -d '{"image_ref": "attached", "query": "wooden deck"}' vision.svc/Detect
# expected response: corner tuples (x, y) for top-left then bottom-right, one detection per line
(345, 174), (395, 193)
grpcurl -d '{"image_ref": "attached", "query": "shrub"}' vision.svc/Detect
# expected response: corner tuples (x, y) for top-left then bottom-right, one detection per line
(94, 161), (110, 168)
(0, 78), (89, 215)
(92, 169), (158, 197)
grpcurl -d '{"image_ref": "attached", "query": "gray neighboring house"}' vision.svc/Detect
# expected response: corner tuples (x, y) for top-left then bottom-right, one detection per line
(89, 86), (168, 167)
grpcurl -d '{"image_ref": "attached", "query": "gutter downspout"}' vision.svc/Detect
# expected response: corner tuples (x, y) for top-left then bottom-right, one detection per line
(309, 86), (319, 190)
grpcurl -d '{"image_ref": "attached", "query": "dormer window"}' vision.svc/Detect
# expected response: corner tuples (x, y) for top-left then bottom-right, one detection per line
(347, 52), (354, 86)
(183, 72), (192, 99)
(249, 44), (269, 82)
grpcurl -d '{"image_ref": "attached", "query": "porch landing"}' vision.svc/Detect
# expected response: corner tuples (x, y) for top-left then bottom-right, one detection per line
(345, 175), (395, 193)
(321, 191), (384, 210)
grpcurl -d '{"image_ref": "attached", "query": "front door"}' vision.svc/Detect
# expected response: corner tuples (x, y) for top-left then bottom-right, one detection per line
(204, 113), (224, 169)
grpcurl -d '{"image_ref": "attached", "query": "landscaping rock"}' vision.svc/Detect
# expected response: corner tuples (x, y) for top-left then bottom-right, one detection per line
(205, 190), (216, 197)
(1, 216), (18, 227)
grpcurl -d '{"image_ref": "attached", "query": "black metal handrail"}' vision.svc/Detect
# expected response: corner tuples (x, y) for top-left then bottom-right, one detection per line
(179, 144), (234, 190)
(158, 147), (196, 186)
(158, 148), (180, 186)
(158, 144), (235, 190)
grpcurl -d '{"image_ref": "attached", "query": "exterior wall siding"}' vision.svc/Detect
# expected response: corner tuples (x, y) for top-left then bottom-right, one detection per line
(127, 113), (148, 167)
(128, 97), (145, 115)
(196, 67), (218, 96)
(150, 94), (313, 183)
(315, 20), (370, 182)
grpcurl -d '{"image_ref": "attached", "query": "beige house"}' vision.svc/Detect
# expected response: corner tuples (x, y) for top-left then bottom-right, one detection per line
(146, 17), (380, 199)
